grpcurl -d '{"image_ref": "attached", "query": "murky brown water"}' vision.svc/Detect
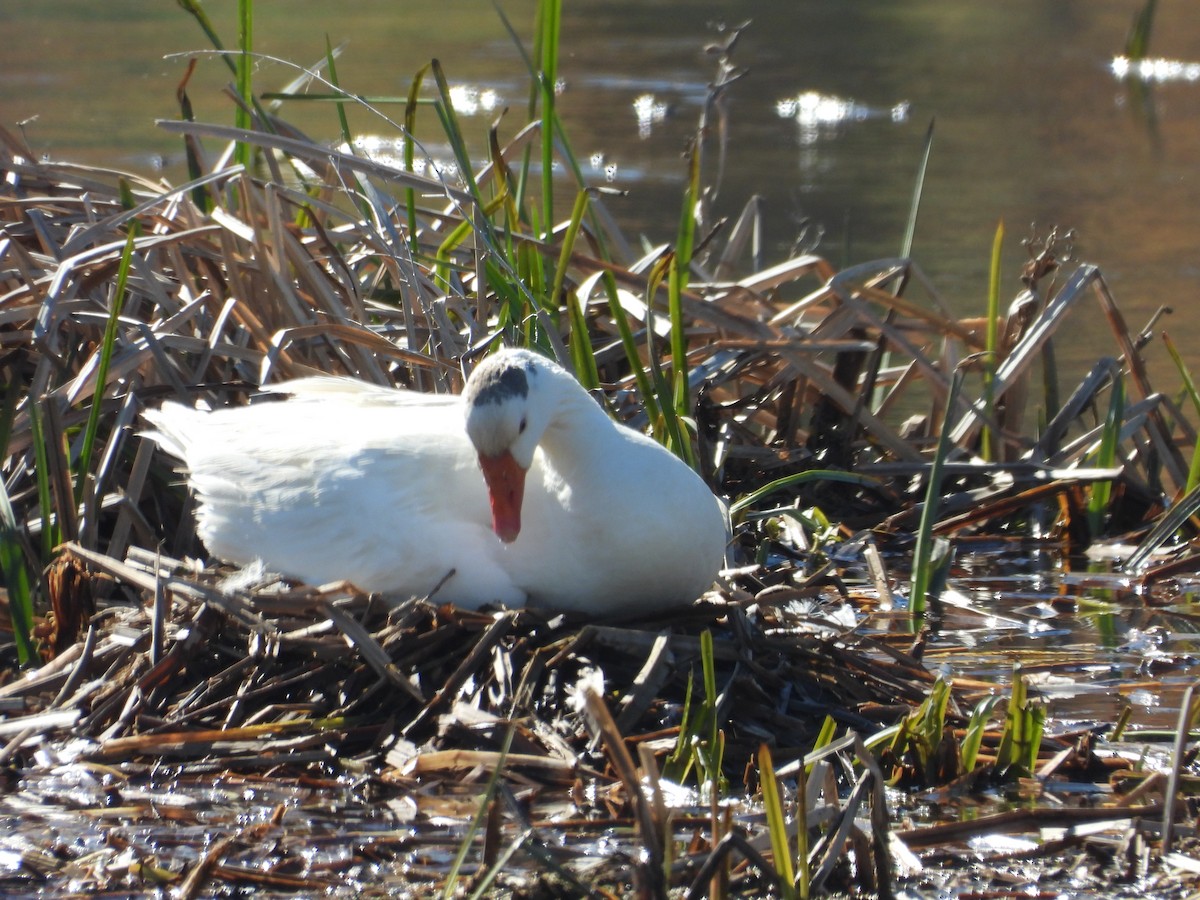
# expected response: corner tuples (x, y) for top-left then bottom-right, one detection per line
(5, 1), (1200, 385)
(931, 546), (1200, 734)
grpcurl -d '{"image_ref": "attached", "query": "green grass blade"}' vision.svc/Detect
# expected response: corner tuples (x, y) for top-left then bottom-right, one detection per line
(663, 667), (697, 782)
(644, 256), (690, 459)
(1163, 331), (1200, 493)
(981, 219), (1004, 461)
(1000, 665), (1044, 774)
(668, 143), (701, 461)
(431, 60), (484, 199)
(325, 35), (353, 148)
(600, 272), (663, 426)
(811, 720), (840, 763)
(556, 189), (600, 385)
(663, 630), (725, 792)
(441, 724), (516, 899)
(758, 744), (797, 899)
(795, 758), (810, 900)
(962, 695), (1002, 772)
(698, 629), (725, 795)
(494, 0), (613, 260)
(429, 57), (523, 299)
(910, 368), (964, 617)
(1087, 374), (1124, 539)
(0, 478), (35, 666)
(730, 469), (883, 519)
(236, 0), (254, 168)
(175, 0), (238, 77)
(535, 0), (562, 236)
(427, 63), (472, 195)
(1124, 0), (1158, 60)
(404, 64), (431, 256)
(566, 289), (597, 388)
(28, 401), (57, 562)
(900, 118), (935, 258)
(76, 216), (137, 506)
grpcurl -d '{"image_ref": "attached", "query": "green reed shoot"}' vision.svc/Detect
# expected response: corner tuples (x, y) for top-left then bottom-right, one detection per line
(442, 723), (516, 900)
(900, 118), (934, 259)
(431, 60), (487, 208)
(995, 664), (1044, 775)
(664, 630), (725, 798)
(669, 144), (700, 431)
(729, 470), (882, 521)
(323, 36), (353, 148)
(910, 369), (964, 616)
(810, 716), (837, 771)
(642, 255), (692, 461)
(888, 676), (950, 783)
(758, 743), (796, 899)
(76, 200), (138, 507)
(494, 0), (710, 466)
(961, 695), (1001, 773)
(1163, 332), (1200, 494)
(176, 0), (235, 78)
(404, 65), (429, 255)
(757, 743), (809, 900)
(28, 401), (56, 563)
(557, 190), (601, 388)
(175, 0), (266, 172)
(981, 219), (1004, 461)
(236, 0), (253, 167)
(1087, 374), (1124, 539)
(533, 0), (561, 235)
(1124, 0), (1158, 60)
(0, 477), (34, 666)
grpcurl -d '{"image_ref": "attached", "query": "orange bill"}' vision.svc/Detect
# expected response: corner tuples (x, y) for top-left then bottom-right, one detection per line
(477, 450), (526, 542)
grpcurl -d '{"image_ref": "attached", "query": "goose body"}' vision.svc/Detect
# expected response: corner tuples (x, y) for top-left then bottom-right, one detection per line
(143, 349), (727, 615)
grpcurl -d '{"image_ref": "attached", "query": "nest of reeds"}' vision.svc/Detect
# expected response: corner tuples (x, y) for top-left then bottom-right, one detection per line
(12, 542), (936, 776)
(1, 93), (1198, 766)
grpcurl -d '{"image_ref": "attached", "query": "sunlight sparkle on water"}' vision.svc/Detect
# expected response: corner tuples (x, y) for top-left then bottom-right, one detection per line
(1111, 55), (1200, 83)
(447, 85), (502, 116)
(632, 94), (670, 138)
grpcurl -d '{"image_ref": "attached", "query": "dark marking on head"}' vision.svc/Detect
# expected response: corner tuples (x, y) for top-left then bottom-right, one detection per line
(470, 356), (536, 408)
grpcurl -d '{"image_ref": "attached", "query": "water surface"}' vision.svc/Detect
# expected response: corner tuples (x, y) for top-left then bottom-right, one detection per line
(5, 1), (1200, 389)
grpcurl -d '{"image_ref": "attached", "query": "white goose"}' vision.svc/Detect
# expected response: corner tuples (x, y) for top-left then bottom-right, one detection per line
(143, 348), (728, 615)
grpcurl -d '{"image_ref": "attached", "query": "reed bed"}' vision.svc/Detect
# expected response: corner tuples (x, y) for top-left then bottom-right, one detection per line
(1, 59), (1199, 895)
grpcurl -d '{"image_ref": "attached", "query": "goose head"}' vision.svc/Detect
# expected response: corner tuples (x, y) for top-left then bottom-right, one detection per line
(463, 350), (555, 543)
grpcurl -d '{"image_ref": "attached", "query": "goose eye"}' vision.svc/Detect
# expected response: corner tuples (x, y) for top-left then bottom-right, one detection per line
(518, 416), (528, 434)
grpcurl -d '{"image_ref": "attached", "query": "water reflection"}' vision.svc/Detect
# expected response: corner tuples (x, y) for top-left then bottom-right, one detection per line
(1111, 55), (1200, 83)
(896, 545), (1200, 733)
(6, 0), (1200, 384)
(774, 90), (911, 144)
